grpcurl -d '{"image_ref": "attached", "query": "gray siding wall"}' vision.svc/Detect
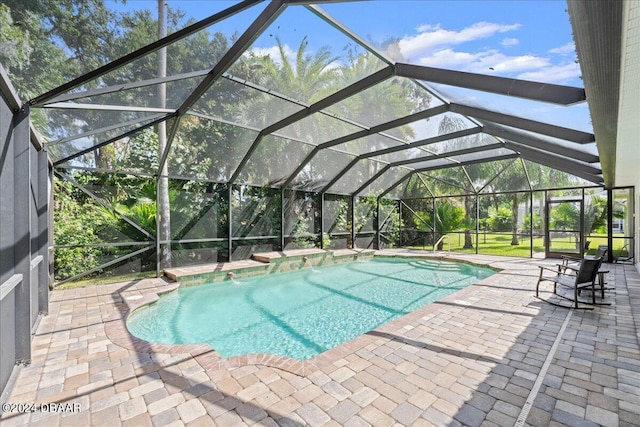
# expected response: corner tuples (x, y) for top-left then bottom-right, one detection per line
(0, 67), (50, 397)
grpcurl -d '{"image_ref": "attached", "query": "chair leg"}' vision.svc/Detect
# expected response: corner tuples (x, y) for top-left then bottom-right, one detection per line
(574, 284), (579, 309)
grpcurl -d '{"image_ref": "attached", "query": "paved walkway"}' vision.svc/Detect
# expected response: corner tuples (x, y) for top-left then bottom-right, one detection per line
(1, 252), (639, 426)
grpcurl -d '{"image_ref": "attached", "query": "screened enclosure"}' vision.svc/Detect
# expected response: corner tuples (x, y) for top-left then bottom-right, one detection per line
(5, 0), (632, 286)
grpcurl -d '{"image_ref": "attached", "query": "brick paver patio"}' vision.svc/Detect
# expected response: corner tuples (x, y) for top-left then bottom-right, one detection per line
(1, 251), (639, 426)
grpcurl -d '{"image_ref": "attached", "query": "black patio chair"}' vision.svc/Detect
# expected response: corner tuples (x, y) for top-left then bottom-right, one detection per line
(560, 244), (608, 272)
(535, 257), (603, 309)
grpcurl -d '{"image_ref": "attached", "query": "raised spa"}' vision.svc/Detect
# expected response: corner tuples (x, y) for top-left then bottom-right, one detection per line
(127, 257), (495, 360)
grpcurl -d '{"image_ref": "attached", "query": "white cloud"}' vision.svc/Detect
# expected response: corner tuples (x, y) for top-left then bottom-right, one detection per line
(517, 62), (581, 83)
(489, 54), (550, 73)
(418, 48), (550, 74)
(399, 21), (521, 60)
(390, 20), (581, 86)
(416, 23), (440, 33)
(501, 38), (519, 47)
(418, 49), (483, 68)
(249, 44), (296, 66)
(549, 42), (575, 55)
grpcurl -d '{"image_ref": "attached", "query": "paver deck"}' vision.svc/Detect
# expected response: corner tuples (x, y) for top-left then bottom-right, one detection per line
(1, 250), (639, 426)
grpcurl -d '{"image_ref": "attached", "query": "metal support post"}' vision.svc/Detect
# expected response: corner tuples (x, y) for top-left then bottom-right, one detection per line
(350, 196), (356, 249)
(580, 188), (586, 257)
(530, 191), (534, 258)
(475, 195), (479, 254)
(320, 193), (325, 249)
(228, 184), (233, 262)
(48, 162), (54, 289)
(607, 188), (613, 263)
(398, 200), (402, 247)
(155, 178), (161, 277)
(13, 104), (32, 364)
(37, 149), (49, 313)
(376, 198), (381, 250)
(280, 188), (285, 251)
(433, 198), (436, 248)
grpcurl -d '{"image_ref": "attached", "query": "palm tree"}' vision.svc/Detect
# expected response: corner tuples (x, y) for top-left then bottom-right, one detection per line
(486, 159), (530, 245)
(238, 37), (342, 184)
(434, 202), (468, 250)
(249, 36), (341, 105)
(436, 116), (477, 249)
(583, 194), (624, 247)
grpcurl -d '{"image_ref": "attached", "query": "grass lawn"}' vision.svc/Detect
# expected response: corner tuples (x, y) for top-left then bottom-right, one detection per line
(55, 234), (631, 287)
(408, 233), (630, 258)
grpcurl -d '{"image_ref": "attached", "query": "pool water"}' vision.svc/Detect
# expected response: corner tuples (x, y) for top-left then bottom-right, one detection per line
(127, 257), (494, 360)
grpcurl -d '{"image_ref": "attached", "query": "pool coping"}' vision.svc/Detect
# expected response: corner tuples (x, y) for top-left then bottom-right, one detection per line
(105, 253), (500, 377)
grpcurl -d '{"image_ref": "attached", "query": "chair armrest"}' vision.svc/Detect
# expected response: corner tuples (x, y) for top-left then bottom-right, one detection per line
(538, 265), (573, 276)
(560, 255), (581, 266)
(560, 264), (580, 273)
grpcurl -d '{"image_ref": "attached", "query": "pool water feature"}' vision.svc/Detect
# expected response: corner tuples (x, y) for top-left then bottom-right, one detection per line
(127, 257), (495, 360)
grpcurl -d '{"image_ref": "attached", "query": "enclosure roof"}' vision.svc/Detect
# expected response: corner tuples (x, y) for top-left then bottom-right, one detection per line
(27, 0), (603, 198)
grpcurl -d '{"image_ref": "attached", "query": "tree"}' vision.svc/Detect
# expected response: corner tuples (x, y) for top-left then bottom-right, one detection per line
(584, 194), (624, 238)
(436, 116), (477, 249)
(236, 36), (342, 187)
(584, 195), (607, 237)
(550, 202), (580, 249)
(1, 0), (118, 99)
(486, 205), (513, 231)
(417, 201), (467, 250)
(251, 36), (340, 103)
(0, 4), (33, 70)
(157, 0), (171, 268)
(499, 162), (529, 245)
(509, 193), (520, 245)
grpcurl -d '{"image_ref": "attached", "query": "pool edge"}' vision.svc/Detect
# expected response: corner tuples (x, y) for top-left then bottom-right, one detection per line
(105, 252), (503, 377)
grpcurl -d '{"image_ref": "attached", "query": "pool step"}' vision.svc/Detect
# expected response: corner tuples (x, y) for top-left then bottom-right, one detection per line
(252, 248), (375, 273)
(164, 259), (269, 286)
(164, 248), (375, 286)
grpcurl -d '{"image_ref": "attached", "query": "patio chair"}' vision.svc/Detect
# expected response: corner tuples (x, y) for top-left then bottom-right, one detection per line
(536, 257), (603, 309)
(559, 244), (607, 276)
(614, 244), (634, 264)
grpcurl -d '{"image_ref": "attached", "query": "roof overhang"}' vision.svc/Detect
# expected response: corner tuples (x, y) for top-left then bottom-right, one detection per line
(567, 0), (624, 188)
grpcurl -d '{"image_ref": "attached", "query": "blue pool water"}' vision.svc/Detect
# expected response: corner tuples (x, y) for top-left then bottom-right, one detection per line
(127, 257), (494, 360)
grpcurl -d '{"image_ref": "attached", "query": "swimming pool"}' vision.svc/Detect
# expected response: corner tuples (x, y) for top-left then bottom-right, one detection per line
(127, 257), (494, 360)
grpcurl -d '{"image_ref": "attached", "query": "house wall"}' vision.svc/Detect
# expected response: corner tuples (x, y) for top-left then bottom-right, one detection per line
(0, 66), (51, 398)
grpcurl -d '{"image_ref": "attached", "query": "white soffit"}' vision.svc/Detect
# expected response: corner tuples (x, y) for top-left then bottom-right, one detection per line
(616, 0), (640, 187)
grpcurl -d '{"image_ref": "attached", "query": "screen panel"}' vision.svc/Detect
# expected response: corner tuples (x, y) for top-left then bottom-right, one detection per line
(232, 186), (281, 238)
(166, 116), (258, 182)
(290, 149), (356, 191)
(170, 179), (228, 240)
(284, 190), (320, 250)
(191, 76), (305, 130)
(327, 158), (389, 195)
(236, 135), (315, 187)
(56, 125), (161, 174)
(227, 5), (389, 105)
(325, 78), (438, 128)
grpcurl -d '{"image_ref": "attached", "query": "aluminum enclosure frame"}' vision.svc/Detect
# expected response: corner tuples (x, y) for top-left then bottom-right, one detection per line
(12, 1), (611, 287)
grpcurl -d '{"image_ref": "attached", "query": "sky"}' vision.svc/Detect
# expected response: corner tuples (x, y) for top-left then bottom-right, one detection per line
(324, 1), (580, 85)
(106, 0), (591, 131)
(109, 1), (579, 84)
